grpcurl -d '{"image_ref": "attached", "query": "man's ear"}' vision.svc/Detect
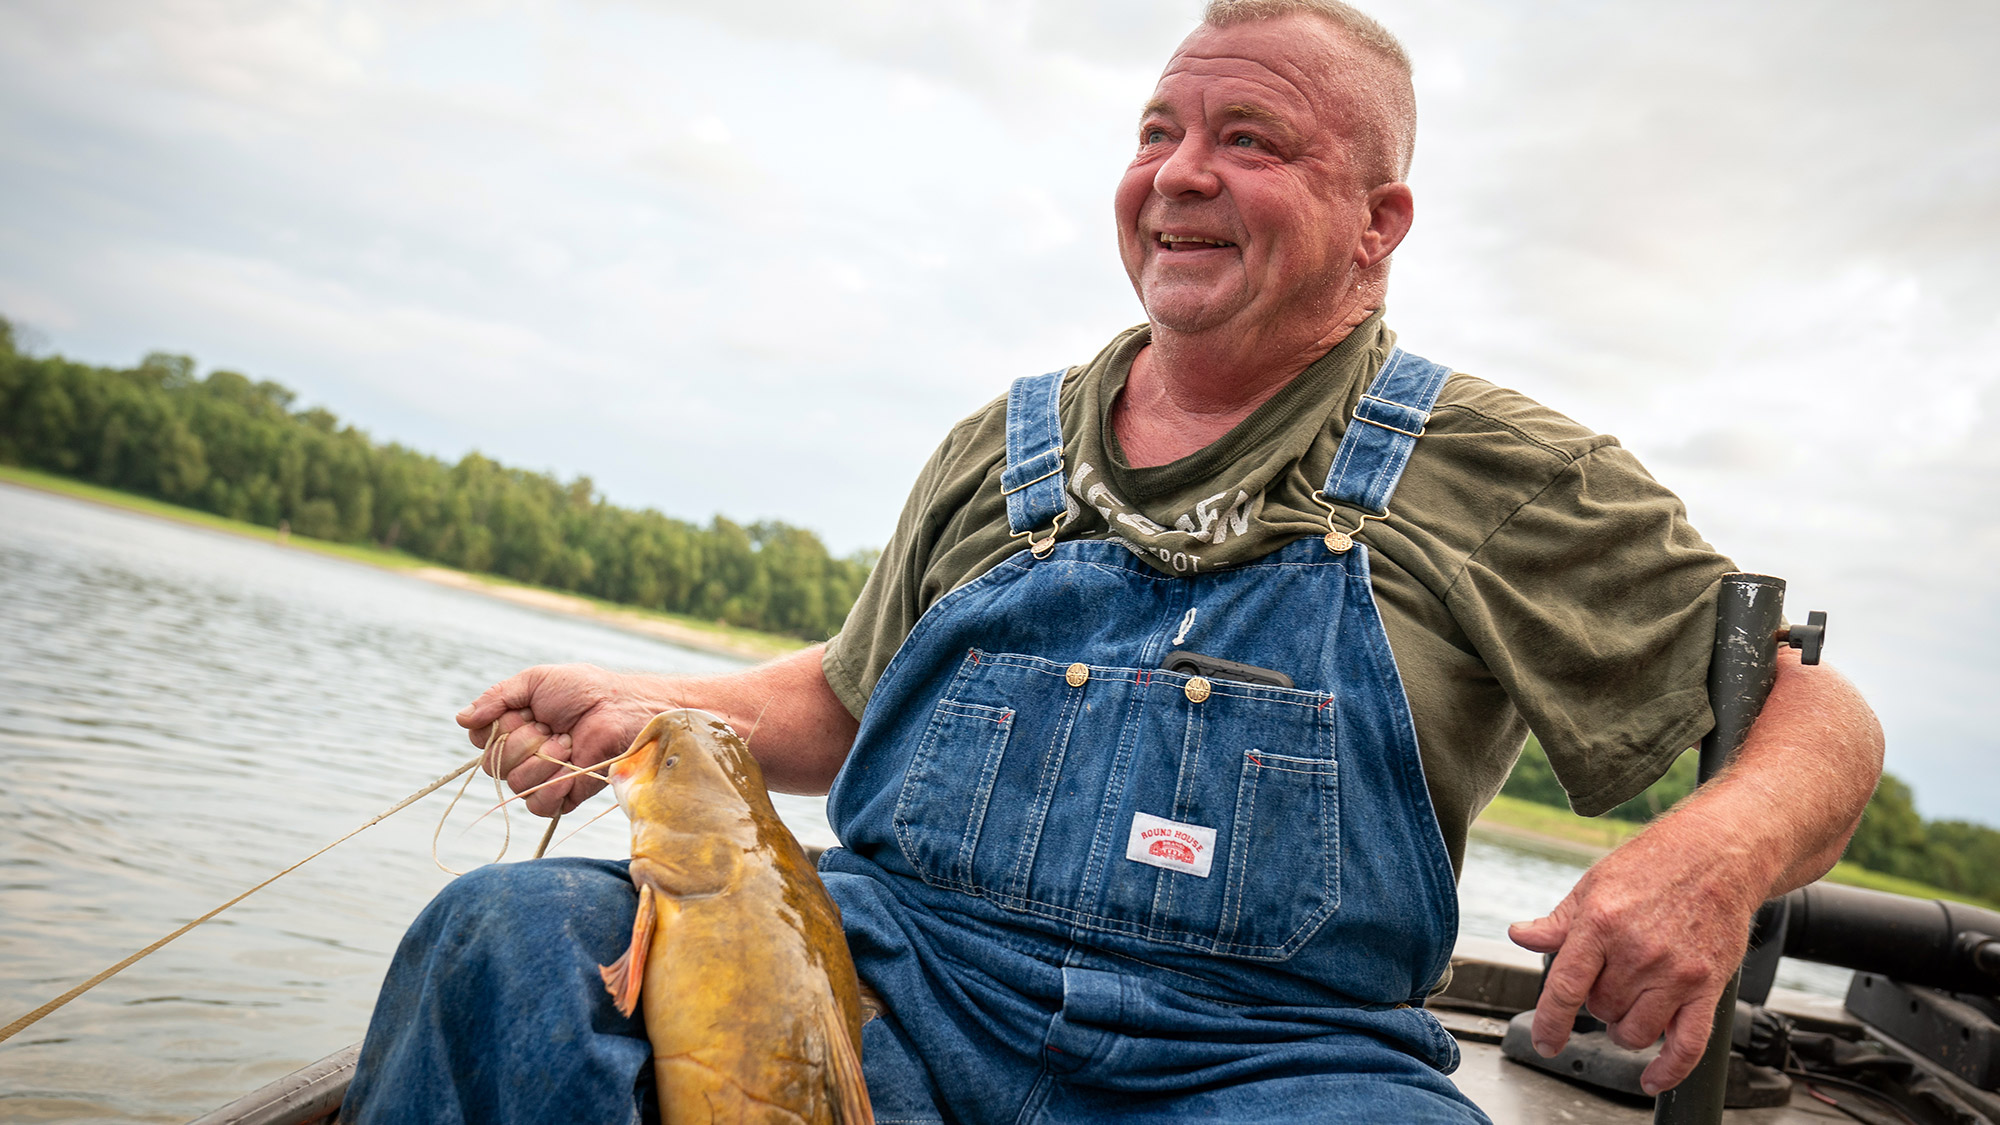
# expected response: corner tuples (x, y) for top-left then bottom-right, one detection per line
(1357, 182), (1414, 268)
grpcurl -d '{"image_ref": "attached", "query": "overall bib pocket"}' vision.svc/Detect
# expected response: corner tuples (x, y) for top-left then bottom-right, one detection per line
(892, 650), (1341, 959)
(893, 697), (1016, 893)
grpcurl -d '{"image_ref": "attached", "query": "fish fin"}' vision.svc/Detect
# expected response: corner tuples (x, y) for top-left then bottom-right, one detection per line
(597, 881), (656, 1018)
(821, 992), (874, 1125)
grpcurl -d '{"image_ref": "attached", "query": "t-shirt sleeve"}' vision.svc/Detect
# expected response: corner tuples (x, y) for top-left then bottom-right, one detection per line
(820, 426), (964, 722)
(1444, 443), (1734, 817)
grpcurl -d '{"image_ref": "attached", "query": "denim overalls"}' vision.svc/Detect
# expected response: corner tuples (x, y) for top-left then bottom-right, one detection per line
(821, 349), (1489, 1123)
(341, 350), (1492, 1125)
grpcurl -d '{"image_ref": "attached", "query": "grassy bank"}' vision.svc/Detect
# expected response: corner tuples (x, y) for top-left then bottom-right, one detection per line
(2, 462), (429, 569)
(1472, 794), (1645, 855)
(1474, 793), (1999, 909)
(1, 464), (805, 662)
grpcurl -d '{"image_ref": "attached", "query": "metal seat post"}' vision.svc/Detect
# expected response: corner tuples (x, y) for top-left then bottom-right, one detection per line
(1654, 573), (1823, 1124)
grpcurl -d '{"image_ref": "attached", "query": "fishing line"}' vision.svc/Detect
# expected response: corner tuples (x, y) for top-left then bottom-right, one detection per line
(439, 727), (643, 868)
(431, 723), (515, 875)
(546, 801), (623, 853)
(431, 723), (604, 872)
(0, 753), (486, 1046)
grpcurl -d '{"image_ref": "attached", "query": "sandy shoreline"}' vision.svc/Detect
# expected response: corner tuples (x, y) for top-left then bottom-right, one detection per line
(0, 469), (803, 667)
(408, 568), (798, 664)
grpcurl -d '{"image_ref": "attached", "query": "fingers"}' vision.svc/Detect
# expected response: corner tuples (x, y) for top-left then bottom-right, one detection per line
(487, 713), (553, 777)
(465, 708), (536, 776)
(458, 667), (550, 734)
(1528, 921), (1602, 1058)
(1592, 935), (1721, 1051)
(468, 710), (574, 816)
(502, 727), (576, 818)
(1507, 913), (1567, 954)
(455, 662), (635, 814)
(532, 734), (611, 816)
(1510, 905), (1587, 1057)
(557, 768), (607, 815)
(1604, 982), (1684, 1052)
(1640, 988), (1724, 1095)
(459, 663), (625, 751)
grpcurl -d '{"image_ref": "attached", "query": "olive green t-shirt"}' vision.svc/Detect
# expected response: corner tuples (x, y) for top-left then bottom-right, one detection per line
(822, 312), (1732, 873)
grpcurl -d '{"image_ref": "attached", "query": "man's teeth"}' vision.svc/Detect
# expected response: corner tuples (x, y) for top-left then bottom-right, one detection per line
(1159, 234), (1234, 247)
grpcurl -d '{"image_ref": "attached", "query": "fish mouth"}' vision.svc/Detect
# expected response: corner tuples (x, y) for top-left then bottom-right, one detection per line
(607, 760), (638, 810)
(602, 747), (646, 811)
(605, 714), (682, 807)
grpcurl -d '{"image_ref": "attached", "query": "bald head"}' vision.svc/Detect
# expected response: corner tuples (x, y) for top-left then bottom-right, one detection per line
(1202, 0), (1417, 185)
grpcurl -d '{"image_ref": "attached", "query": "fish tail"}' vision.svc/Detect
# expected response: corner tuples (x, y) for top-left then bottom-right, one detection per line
(820, 990), (873, 1125)
(598, 881), (656, 1018)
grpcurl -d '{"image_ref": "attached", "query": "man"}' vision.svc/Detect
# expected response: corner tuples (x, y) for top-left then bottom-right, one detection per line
(343, 1), (1883, 1121)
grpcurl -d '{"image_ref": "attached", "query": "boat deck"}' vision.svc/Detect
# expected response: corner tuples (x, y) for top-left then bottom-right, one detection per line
(192, 936), (1991, 1124)
(1438, 938), (1843, 1123)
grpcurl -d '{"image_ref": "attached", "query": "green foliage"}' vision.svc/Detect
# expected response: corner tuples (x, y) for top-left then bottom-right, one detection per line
(0, 315), (873, 641)
(1498, 736), (1570, 810)
(1500, 736), (1698, 823)
(1840, 776), (2000, 905)
(1605, 750), (1699, 824)
(1502, 733), (2000, 907)
(1843, 774), (1929, 879)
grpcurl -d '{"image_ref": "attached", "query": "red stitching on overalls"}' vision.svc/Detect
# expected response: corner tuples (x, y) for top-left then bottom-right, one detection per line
(1317, 696), (1334, 712)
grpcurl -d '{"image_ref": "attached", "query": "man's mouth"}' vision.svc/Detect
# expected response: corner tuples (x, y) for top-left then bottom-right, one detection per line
(1157, 233), (1236, 251)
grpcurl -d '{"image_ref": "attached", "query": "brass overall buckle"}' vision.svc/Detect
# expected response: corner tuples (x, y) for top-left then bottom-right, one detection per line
(1310, 491), (1387, 555)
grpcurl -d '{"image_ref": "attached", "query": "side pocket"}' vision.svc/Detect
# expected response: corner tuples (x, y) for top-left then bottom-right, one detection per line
(892, 699), (1015, 893)
(1218, 750), (1340, 958)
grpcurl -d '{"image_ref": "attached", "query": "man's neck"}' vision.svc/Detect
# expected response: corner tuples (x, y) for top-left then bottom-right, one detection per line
(1113, 302), (1379, 469)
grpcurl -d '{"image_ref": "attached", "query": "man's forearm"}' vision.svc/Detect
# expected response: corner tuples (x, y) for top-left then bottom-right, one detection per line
(1770, 804), (1869, 895)
(1660, 650), (1884, 901)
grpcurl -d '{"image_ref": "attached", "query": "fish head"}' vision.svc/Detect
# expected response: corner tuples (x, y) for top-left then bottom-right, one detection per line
(605, 709), (766, 818)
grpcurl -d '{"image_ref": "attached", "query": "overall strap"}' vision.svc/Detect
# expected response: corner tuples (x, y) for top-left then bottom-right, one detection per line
(1001, 370), (1069, 538)
(1321, 347), (1453, 515)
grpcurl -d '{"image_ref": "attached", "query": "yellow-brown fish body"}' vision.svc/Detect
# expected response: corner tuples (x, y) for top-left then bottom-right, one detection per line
(600, 709), (871, 1125)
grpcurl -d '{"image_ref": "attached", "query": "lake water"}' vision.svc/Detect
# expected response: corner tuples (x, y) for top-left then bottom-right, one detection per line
(0, 482), (1848, 1122)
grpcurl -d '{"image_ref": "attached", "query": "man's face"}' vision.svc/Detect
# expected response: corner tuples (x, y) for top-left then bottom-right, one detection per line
(1116, 16), (1387, 340)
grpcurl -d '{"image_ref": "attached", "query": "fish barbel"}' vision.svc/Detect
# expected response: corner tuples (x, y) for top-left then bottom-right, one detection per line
(599, 709), (872, 1124)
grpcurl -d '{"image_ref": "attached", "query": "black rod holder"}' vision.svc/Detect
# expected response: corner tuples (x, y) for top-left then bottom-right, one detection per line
(1654, 572), (1789, 1125)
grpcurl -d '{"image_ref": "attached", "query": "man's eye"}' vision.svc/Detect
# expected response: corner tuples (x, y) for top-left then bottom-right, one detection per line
(1144, 129), (1168, 144)
(1231, 135), (1257, 148)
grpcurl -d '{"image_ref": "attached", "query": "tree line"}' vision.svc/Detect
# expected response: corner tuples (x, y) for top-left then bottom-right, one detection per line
(0, 318), (875, 641)
(1504, 738), (2000, 906)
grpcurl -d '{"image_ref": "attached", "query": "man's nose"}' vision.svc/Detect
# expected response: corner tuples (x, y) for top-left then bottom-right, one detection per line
(1153, 134), (1222, 199)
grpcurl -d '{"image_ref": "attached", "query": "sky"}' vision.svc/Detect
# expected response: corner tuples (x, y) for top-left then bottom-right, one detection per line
(1, 0), (1995, 827)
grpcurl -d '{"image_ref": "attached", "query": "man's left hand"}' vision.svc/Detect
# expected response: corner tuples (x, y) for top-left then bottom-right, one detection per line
(1508, 651), (1881, 1095)
(1507, 814), (1765, 1095)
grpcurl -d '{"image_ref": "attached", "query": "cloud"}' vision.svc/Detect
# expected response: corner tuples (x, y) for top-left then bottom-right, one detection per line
(627, 0), (1202, 106)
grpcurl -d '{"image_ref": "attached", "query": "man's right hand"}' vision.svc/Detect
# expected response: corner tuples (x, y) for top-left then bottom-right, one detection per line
(456, 664), (667, 816)
(453, 645), (862, 818)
